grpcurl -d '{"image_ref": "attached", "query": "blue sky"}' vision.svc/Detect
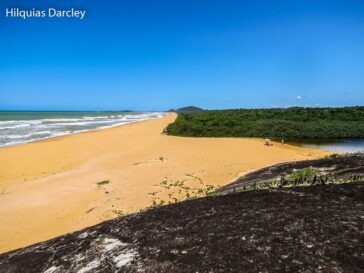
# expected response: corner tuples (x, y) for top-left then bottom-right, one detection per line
(1, 0), (364, 111)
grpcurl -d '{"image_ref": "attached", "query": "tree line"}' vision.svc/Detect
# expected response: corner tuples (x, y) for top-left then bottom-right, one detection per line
(166, 106), (364, 138)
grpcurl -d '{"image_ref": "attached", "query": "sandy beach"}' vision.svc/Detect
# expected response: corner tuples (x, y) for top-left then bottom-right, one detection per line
(0, 113), (330, 253)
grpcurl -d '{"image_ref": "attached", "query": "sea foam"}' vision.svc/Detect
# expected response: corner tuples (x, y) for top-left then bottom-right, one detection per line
(0, 112), (164, 147)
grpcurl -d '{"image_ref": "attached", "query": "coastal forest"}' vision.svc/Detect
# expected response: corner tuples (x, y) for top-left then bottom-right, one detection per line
(167, 106), (364, 139)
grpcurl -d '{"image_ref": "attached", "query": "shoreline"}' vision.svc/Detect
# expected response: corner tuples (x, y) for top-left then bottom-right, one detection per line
(0, 113), (330, 253)
(0, 112), (166, 148)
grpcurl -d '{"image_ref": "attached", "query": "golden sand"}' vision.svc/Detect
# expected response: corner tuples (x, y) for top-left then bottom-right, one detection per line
(0, 113), (329, 253)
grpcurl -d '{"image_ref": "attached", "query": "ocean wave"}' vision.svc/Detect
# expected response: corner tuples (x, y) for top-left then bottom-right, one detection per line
(4, 131), (53, 139)
(40, 118), (83, 122)
(4, 134), (32, 139)
(40, 116), (111, 122)
(0, 112), (165, 147)
(0, 123), (30, 130)
(0, 120), (42, 126)
(82, 116), (110, 120)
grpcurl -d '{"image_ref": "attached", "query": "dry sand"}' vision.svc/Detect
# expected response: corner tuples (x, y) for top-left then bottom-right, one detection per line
(0, 113), (329, 253)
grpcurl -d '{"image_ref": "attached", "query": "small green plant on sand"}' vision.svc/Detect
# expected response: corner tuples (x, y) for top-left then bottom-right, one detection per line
(265, 180), (280, 188)
(97, 180), (111, 186)
(112, 209), (125, 217)
(148, 176), (220, 208)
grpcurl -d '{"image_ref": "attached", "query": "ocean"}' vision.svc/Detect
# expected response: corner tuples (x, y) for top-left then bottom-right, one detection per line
(0, 111), (165, 147)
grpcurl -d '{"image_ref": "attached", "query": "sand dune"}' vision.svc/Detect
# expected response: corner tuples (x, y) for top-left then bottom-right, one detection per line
(0, 113), (329, 253)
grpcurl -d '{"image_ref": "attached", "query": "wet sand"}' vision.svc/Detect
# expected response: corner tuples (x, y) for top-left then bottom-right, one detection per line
(0, 113), (329, 253)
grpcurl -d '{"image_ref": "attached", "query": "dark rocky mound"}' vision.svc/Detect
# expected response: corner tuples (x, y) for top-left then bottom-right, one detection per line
(220, 153), (364, 194)
(1, 183), (363, 273)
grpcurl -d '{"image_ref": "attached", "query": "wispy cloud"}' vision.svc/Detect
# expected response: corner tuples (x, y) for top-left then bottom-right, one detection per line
(296, 96), (302, 100)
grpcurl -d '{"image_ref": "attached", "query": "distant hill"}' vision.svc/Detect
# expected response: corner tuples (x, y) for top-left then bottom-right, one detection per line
(176, 106), (204, 113)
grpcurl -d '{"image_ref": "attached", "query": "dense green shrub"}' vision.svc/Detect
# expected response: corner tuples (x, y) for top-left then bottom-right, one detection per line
(167, 107), (364, 138)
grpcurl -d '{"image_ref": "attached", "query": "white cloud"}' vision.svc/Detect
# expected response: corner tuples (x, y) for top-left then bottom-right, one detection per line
(296, 96), (302, 100)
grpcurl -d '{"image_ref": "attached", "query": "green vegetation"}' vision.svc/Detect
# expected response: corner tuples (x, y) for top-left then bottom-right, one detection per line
(323, 153), (347, 159)
(112, 175), (220, 217)
(236, 167), (364, 193)
(148, 177), (220, 208)
(112, 209), (125, 217)
(265, 180), (281, 188)
(288, 168), (318, 179)
(247, 177), (364, 192)
(96, 180), (111, 186)
(167, 106), (364, 138)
